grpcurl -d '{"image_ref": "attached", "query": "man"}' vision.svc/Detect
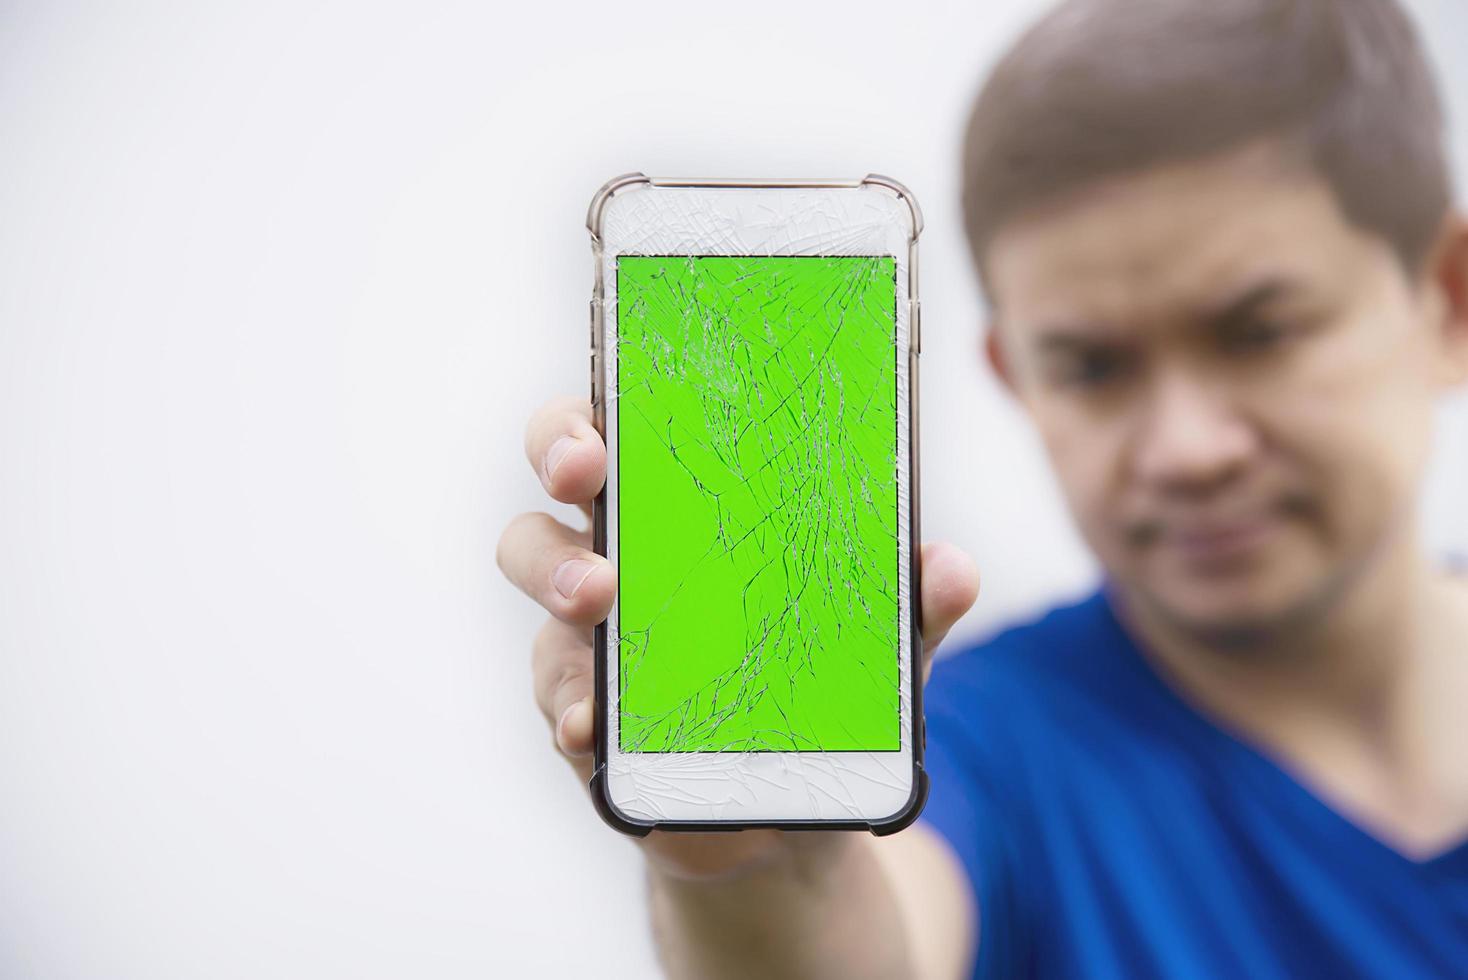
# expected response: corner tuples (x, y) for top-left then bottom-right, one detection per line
(498, 0), (1468, 975)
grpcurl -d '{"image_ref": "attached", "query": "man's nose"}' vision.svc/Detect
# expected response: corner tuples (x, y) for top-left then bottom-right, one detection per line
(1131, 371), (1258, 494)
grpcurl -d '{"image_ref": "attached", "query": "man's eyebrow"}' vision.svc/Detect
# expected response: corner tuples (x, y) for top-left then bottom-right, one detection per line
(1034, 326), (1129, 352)
(1198, 277), (1295, 329)
(1026, 278), (1299, 350)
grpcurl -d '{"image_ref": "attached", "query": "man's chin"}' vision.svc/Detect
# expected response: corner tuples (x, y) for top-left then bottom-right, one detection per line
(1129, 575), (1341, 652)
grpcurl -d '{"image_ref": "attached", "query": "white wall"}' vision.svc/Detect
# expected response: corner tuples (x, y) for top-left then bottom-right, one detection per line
(2, 1), (1466, 976)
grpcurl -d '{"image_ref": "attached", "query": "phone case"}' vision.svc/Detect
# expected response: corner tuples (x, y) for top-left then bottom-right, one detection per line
(585, 174), (925, 835)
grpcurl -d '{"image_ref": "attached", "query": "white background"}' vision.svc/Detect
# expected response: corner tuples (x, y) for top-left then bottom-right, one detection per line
(2, 1), (1466, 977)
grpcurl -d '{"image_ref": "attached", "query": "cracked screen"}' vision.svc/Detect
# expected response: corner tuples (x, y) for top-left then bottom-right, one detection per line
(615, 254), (900, 753)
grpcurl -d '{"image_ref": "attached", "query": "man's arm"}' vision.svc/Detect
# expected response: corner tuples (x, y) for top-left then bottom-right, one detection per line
(646, 824), (975, 980)
(498, 395), (981, 980)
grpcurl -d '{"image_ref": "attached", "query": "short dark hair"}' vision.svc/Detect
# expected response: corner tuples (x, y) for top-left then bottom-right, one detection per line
(961, 0), (1453, 291)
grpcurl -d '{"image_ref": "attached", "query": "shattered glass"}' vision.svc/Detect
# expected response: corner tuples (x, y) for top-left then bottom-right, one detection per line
(594, 183), (917, 824)
(615, 254), (900, 753)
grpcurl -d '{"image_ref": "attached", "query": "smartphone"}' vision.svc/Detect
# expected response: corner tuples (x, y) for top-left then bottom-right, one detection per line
(585, 174), (924, 834)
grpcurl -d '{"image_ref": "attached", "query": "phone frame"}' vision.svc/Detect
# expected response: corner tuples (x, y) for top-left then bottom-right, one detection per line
(585, 174), (925, 835)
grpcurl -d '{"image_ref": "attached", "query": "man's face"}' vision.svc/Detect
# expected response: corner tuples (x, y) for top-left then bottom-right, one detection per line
(986, 145), (1448, 639)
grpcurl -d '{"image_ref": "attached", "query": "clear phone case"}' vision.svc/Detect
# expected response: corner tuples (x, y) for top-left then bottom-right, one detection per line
(586, 174), (924, 835)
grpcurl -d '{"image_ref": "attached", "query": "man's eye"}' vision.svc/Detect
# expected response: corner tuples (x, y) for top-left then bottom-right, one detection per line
(1056, 350), (1127, 387)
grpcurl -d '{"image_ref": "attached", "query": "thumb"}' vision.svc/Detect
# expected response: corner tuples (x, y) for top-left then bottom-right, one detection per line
(917, 541), (980, 680)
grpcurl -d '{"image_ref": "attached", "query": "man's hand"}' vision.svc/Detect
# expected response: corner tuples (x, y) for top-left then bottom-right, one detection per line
(498, 395), (980, 879)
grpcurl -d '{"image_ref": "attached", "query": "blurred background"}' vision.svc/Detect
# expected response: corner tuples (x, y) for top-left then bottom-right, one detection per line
(3, 1), (1467, 976)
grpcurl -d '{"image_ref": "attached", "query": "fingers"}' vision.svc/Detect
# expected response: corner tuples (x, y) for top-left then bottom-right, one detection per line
(518, 542), (976, 789)
(917, 541), (980, 676)
(497, 511), (616, 627)
(524, 396), (606, 511)
(532, 618), (596, 762)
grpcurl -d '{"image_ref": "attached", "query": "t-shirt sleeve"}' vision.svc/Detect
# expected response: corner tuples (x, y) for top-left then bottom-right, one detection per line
(919, 658), (1032, 978)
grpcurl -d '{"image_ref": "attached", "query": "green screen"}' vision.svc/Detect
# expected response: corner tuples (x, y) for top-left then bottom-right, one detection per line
(615, 254), (900, 753)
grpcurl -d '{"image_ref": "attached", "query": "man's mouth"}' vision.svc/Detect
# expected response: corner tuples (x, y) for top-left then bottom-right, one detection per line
(1165, 513), (1279, 565)
(1125, 504), (1287, 569)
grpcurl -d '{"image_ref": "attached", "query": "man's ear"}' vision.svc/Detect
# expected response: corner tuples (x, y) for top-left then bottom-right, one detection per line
(1421, 211), (1468, 388)
(984, 323), (1019, 397)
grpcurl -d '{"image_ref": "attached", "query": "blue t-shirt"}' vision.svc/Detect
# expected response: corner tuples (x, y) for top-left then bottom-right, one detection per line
(920, 586), (1468, 979)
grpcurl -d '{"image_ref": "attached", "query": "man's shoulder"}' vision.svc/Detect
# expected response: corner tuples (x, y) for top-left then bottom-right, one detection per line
(919, 587), (1153, 858)
(922, 585), (1182, 817)
(928, 586), (1117, 698)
